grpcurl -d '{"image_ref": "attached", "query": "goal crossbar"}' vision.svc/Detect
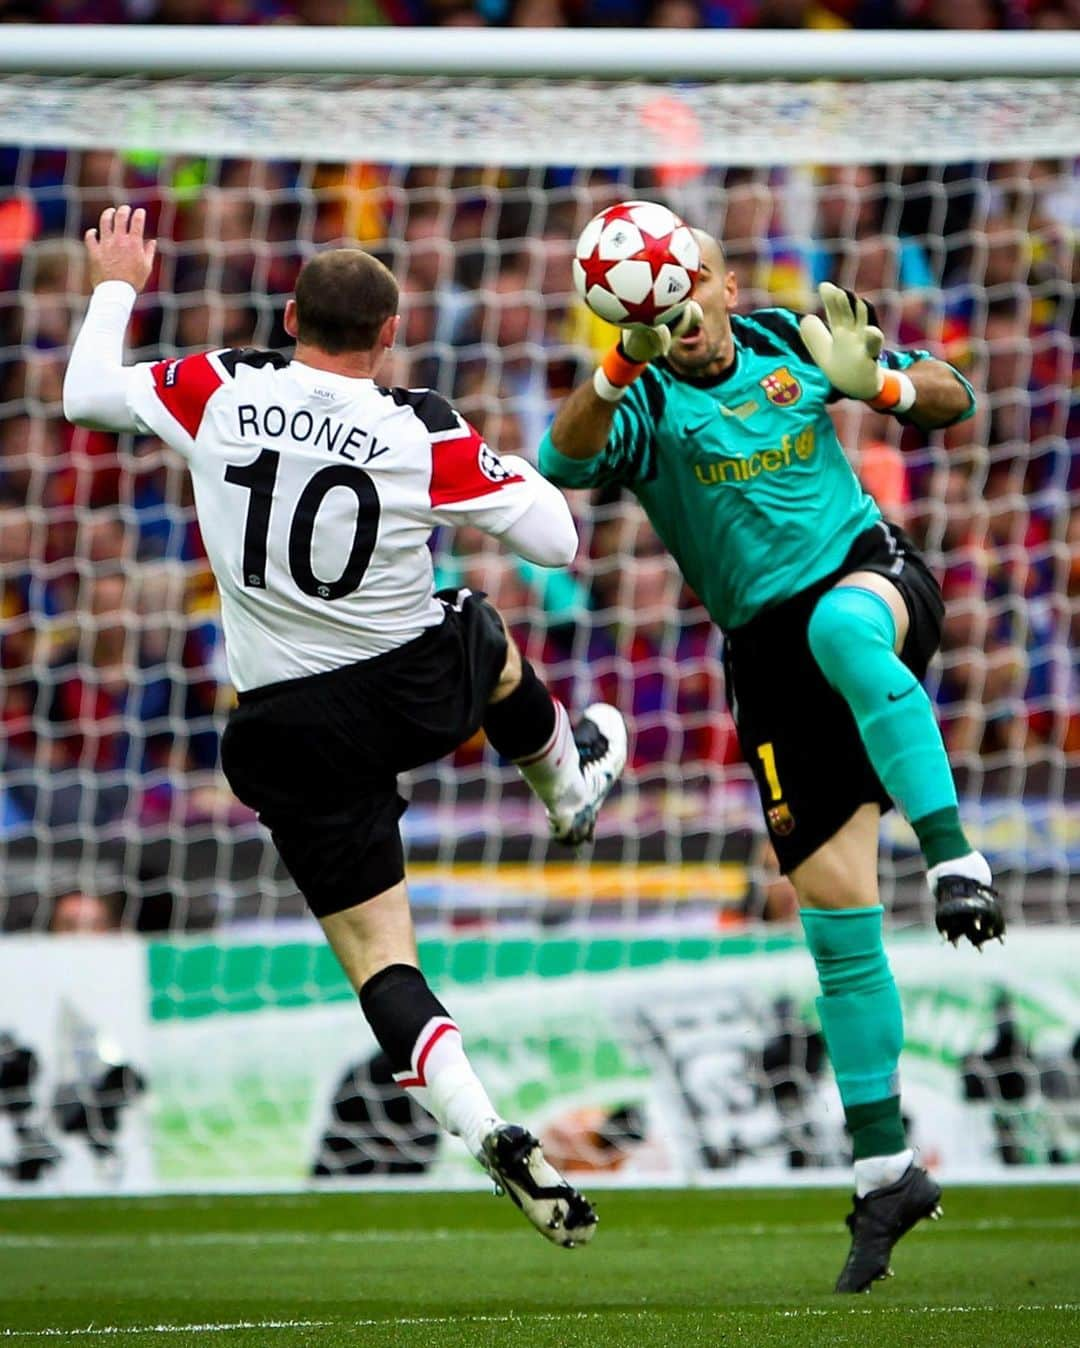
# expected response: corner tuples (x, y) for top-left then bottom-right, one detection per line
(2, 25), (1080, 79)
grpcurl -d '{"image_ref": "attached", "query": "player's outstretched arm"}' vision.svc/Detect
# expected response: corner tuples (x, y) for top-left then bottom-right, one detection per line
(548, 301), (703, 461)
(892, 358), (974, 431)
(423, 416), (577, 568)
(799, 282), (971, 432)
(491, 455), (579, 568)
(63, 205), (156, 432)
(547, 370), (621, 461)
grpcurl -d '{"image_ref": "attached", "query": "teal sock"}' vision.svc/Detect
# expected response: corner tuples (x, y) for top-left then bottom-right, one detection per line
(807, 585), (972, 865)
(846, 1097), (907, 1161)
(912, 805), (971, 869)
(801, 906), (907, 1159)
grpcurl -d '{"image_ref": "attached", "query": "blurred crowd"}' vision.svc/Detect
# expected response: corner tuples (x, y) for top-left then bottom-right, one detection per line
(3, 0), (1079, 29)
(0, 140), (1076, 927)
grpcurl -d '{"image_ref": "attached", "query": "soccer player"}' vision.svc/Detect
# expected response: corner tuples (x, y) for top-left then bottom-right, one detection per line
(63, 204), (629, 1248)
(540, 230), (1005, 1291)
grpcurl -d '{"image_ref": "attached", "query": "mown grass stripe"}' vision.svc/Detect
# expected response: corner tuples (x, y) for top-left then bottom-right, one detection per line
(1, 1215), (1076, 1249)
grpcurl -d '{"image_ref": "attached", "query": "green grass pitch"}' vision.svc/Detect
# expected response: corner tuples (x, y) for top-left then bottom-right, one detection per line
(0, 1186), (1076, 1346)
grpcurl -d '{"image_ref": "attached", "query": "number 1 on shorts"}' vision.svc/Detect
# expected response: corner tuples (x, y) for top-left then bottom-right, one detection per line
(757, 741), (783, 802)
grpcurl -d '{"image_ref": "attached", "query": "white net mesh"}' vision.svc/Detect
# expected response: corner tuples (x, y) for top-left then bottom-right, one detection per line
(0, 75), (1077, 940)
(0, 71), (1077, 1192)
(2, 76), (1079, 164)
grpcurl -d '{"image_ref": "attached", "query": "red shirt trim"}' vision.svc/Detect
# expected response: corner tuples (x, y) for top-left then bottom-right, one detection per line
(150, 352), (224, 439)
(428, 421), (524, 507)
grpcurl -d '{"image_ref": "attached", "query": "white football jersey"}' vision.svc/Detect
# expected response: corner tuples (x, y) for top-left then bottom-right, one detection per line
(126, 350), (536, 692)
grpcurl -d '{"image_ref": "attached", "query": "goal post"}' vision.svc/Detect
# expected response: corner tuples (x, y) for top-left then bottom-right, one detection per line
(0, 29), (1077, 1192)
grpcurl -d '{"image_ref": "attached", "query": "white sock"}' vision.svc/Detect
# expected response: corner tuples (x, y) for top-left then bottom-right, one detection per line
(927, 850), (992, 895)
(514, 701), (587, 816)
(854, 1147), (915, 1198)
(392, 1017), (503, 1158)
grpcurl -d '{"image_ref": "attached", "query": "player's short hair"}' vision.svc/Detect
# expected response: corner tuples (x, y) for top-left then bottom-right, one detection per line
(294, 248), (399, 354)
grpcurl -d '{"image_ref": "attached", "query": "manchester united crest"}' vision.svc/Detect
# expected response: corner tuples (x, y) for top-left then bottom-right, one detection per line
(759, 367), (802, 407)
(767, 803), (795, 836)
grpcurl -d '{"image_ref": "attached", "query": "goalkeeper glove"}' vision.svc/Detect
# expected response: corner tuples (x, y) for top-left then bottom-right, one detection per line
(799, 282), (915, 413)
(592, 301), (703, 403)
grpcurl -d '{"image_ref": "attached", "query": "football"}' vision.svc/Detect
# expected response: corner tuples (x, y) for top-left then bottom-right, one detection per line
(572, 200), (701, 327)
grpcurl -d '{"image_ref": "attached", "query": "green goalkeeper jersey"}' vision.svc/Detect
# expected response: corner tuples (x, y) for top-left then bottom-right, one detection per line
(539, 307), (974, 631)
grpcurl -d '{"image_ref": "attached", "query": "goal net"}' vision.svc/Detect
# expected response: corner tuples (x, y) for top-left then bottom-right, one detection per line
(0, 52), (1077, 1190)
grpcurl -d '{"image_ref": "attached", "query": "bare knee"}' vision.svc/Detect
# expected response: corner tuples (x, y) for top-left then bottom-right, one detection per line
(489, 620), (523, 705)
(788, 804), (882, 910)
(791, 853), (879, 910)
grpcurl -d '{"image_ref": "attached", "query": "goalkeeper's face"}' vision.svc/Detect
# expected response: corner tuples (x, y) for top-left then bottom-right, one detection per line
(667, 234), (738, 378)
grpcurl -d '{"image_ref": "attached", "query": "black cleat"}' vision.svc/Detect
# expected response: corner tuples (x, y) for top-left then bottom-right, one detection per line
(480, 1124), (598, 1249)
(835, 1164), (942, 1293)
(934, 875), (1006, 949)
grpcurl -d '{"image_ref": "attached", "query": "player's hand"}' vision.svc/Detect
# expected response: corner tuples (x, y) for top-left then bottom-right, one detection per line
(620, 300), (703, 362)
(85, 205), (156, 293)
(799, 282), (884, 401)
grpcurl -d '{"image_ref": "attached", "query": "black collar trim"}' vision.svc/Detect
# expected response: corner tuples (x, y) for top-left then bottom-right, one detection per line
(659, 345), (740, 389)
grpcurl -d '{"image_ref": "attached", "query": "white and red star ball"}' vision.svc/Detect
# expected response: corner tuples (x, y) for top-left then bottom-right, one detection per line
(572, 200), (700, 327)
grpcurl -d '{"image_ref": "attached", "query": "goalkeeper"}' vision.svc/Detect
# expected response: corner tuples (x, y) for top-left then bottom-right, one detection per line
(540, 232), (1004, 1294)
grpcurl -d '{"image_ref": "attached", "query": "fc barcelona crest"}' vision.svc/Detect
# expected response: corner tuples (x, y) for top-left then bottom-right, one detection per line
(759, 367), (802, 407)
(767, 803), (795, 836)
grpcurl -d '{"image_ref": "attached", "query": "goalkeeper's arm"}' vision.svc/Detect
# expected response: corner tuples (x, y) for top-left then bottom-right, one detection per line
(883, 359), (974, 432)
(548, 303), (702, 461)
(799, 282), (972, 432)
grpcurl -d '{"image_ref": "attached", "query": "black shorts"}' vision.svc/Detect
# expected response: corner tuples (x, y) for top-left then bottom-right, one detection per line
(219, 589), (507, 917)
(723, 521), (945, 874)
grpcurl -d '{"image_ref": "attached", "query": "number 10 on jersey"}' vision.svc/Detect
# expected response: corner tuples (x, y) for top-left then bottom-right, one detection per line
(224, 448), (381, 601)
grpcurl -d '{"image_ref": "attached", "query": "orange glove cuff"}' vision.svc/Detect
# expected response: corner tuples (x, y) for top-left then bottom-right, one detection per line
(601, 344), (648, 389)
(869, 370), (917, 414)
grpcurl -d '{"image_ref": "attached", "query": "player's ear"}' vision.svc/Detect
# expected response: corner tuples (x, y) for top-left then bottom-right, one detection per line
(283, 298), (299, 340)
(724, 269), (739, 311)
(379, 313), (400, 351)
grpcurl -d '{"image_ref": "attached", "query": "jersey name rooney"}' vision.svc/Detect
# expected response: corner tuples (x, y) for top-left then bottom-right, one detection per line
(127, 349), (532, 691)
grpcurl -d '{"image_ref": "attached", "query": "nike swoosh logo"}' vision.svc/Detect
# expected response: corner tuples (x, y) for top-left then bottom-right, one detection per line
(685, 403), (757, 435)
(887, 685), (918, 703)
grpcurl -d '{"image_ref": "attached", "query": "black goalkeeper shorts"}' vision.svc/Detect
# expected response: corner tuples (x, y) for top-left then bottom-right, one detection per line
(220, 588), (507, 918)
(722, 520), (945, 874)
